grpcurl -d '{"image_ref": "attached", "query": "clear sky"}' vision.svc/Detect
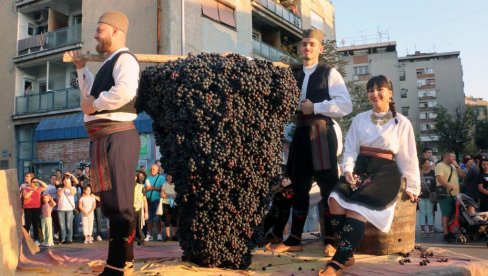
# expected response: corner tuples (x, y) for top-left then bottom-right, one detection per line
(333, 0), (487, 99)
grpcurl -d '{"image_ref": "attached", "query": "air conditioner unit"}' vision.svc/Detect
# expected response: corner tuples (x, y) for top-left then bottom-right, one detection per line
(252, 31), (261, 41)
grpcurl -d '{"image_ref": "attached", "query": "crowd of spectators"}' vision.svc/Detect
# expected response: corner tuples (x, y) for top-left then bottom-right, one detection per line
(19, 160), (179, 247)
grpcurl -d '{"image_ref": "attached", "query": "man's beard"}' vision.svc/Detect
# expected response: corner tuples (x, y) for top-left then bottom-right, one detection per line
(96, 37), (112, 54)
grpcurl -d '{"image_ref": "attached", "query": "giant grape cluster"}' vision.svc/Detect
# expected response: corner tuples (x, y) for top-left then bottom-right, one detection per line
(136, 53), (299, 269)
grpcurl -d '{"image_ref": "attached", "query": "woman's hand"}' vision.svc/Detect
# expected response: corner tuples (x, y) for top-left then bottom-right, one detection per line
(405, 190), (419, 203)
(344, 171), (356, 186)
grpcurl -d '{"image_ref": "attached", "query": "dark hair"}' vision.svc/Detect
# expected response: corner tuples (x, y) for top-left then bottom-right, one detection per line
(479, 158), (488, 172)
(422, 147), (432, 153)
(366, 75), (397, 124)
(419, 157), (430, 168)
(136, 171), (147, 184)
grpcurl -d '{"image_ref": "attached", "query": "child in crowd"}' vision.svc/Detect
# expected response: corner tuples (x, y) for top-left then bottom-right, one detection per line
(78, 186), (96, 243)
(134, 171), (149, 245)
(161, 175), (178, 241)
(41, 194), (56, 246)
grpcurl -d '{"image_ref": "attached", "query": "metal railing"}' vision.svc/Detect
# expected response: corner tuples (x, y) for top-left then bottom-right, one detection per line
(15, 87), (80, 115)
(253, 39), (298, 63)
(17, 25), (82, 55)
(254, 0), (302, 29)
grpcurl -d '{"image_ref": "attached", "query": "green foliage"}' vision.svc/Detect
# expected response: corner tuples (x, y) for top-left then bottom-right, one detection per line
(320, 40), (348, 77)
(432, 105), (476, 158)
(475, 119), (488, 151)
(339, 81), (369, 132)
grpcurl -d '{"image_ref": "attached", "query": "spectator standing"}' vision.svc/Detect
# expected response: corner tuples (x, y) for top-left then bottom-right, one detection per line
(144, 164), (166, 241)
(79, 186), (97, 243)
(22, 173), (48, 245)
(43, 174), (60, 240)
(435, 151), (466, 242)
(41, 194), (56, 246)
(418, 158), (436, 237)
(462, 158), (480, 201)
(57, 173), (78, 244)
(134, 171), (148, 245)
(422, 147), (437, 170)
(161, 175), (178, 241)
(478, 158), (488, 212)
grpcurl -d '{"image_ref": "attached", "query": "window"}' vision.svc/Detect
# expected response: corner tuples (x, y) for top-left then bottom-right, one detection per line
(402, 106), (409, 116)
(426, 78), (435, 85)
(353, 65), (369, 76)
(310, 11), (324, 31)
(401, 88), (408, 98)
(425, 67), (434, 74)
(399, 71), (406, 81)
(0, 160), (8, 169)
(202, 0), (236, 28)
(39, 81), (47, 93)
(74, 15), (82, 25)
(28, 24), (35, 36)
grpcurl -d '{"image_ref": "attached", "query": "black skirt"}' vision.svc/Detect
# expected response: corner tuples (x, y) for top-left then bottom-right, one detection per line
(333, 154), (402, 210)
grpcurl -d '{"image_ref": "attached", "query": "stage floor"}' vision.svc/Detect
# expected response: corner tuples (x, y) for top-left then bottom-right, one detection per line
(16, 237), (488, 276)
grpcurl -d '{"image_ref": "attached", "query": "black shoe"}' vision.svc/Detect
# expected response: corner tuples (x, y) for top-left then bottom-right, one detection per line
(171, 236), (178, 241)
(61, 241), (67, 244)
(164, 237), (170, 242)
(66, 240), (73, 244)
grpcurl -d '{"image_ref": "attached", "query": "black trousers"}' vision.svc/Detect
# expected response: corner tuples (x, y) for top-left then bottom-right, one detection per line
(24, 207), (41, 241)
(93, 129), (140, 270)
(284, 124), (338, 241)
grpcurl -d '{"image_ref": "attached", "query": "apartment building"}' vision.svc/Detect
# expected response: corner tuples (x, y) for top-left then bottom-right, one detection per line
(399, 51), (465, 149)
(337, 41), (402, 104)
(0, 0), (335, 180)
(465, 96), (488, 121)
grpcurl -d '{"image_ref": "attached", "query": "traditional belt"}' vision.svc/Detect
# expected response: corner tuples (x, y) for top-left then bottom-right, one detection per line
(295, 113), (329, 127)
(85, 119), (135, 141)
(359, 146), (394, 161)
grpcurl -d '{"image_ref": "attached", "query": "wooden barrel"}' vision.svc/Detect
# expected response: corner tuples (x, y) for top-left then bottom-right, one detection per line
(356, 179), (417, 255)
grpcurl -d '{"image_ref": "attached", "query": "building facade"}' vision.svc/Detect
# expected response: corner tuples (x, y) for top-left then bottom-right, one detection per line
(337, 41), (401, 104)
(465, 96), (488, 121)
(398, 51), (465, 150)
(0, 0), (335, 181)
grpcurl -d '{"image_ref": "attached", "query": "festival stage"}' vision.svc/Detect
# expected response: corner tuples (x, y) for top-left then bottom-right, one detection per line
(15, 237), (488, 276)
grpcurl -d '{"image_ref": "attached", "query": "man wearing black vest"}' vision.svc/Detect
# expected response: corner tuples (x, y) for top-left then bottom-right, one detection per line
(67, 10), (140, 276)
(272, 29), (352, 256)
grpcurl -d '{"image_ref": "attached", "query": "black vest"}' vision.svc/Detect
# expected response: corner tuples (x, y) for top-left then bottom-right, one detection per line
(90, 51), (139, 115)
(291, 63), (332, 103)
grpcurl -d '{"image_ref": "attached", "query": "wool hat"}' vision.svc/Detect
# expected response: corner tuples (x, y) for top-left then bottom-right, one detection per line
(303, 29), (324, 42)
(98, 11), (129, 34)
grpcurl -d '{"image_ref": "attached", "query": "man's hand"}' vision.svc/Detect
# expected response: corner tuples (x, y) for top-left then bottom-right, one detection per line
(406, 190), (419, 203)
(66, 50), (87, 69)
(81, 95), (97, 115)
(300, 99), (314, 115)
(344, 171), (356, 186)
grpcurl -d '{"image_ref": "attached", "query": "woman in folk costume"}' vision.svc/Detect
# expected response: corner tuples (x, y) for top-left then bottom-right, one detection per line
(319, 75), (420, 275)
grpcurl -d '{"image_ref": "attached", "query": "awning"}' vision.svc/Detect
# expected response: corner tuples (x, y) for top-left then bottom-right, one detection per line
(36, 112), (153, 141)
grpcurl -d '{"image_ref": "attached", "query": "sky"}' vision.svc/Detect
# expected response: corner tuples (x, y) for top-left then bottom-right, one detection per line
(333, 0), (488, 99)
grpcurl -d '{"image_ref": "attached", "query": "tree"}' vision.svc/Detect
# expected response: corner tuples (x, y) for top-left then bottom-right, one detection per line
(320, 39), (348, 77)
(432, 105), (476, 159)
(338, 81), (369, 132)
(475, 119), (488, 151)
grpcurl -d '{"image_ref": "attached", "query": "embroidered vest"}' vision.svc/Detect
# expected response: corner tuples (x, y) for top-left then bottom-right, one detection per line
(90, 51), (139, 115)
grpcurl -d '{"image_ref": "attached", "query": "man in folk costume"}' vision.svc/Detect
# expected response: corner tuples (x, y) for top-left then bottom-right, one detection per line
(272, 29), (353, 255)
(67, 10), (140, 275)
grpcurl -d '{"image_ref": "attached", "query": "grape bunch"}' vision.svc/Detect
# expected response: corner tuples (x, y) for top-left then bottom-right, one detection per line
(136, 53), (299, 269)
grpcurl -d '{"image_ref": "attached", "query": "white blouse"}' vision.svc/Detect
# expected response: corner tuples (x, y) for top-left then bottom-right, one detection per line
(342, 110), (421, 196)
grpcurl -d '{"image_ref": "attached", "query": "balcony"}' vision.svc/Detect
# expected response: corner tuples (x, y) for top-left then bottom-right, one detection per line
(15, 87), (80, 115)
(417, 84), (435, 90)
(15, 25), (82, 61)
(253, 39), (298, 63)
(418, 95), (436, 101)
(417, 73), (435, 79)
(419, 107), (436, 112)
(253, 0), (302, 29)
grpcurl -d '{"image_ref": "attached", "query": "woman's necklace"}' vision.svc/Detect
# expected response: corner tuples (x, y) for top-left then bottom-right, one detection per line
(370, 111), (392, 126)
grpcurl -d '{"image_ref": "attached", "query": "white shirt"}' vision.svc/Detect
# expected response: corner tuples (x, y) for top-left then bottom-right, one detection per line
(299, 64), (352, 118)
(77, 47), (140, 122)
(342, 110), (421, 196)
